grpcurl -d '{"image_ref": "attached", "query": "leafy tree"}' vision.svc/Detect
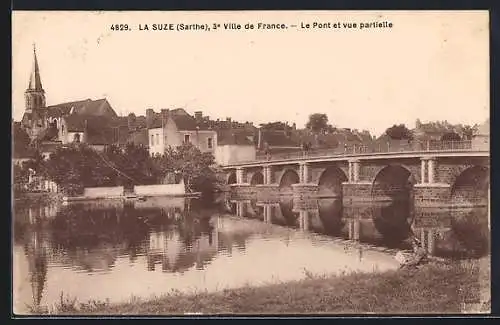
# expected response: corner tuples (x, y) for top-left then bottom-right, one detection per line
(441, 132), (462, 142)
(385, 124), (413, 140)
(306, 113), (329, 134)
(159, 143), (221, 195)
(44, 144), (95, 195)
(461, 125), (474, 140)
(13, 163), (29, 196)
(12, 123), (32, 158)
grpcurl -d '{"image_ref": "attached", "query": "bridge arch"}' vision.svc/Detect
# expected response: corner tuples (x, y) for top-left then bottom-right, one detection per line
(450, 165), (489, 206)
(317, 166), (348, 198)
(249, 171), (264, 185)
(371, 164), (416, 244)
(278, 168), (300, 192)
(227, 171), (236, 185)
(371, 164), (416, 201)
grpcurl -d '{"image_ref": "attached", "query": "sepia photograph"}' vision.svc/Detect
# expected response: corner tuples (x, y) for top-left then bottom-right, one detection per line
(11, 10), (490, 315)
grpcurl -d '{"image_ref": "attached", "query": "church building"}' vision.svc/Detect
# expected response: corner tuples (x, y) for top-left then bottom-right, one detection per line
(20, 45), (124, 153)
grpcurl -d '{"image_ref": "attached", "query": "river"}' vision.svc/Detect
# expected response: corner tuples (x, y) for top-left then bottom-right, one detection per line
(12, 195), (489, 314)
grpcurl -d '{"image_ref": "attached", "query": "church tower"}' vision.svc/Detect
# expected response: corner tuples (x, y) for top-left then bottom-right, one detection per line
(25, 44), (46, 112)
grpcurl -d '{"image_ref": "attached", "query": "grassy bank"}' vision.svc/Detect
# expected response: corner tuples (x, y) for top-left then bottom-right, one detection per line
(40, 258), (489, 315)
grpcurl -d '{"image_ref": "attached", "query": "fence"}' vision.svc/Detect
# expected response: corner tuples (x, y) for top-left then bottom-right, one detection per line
(249, 140), (476, 163)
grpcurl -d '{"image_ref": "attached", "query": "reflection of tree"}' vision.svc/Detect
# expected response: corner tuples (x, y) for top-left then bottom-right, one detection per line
(48, 205), (159, 272)
(146, 207), (221, 273)
(216, 231), (252, 255)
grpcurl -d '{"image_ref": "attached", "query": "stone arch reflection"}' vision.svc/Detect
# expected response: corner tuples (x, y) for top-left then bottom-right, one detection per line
(371, 165), (415, 245)
(278, 197), (299, 228)
(316, 198), (345, 235)
(371, 200), (413, 246)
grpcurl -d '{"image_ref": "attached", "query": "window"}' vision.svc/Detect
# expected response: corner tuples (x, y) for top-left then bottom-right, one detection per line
(151, 134), (154, 146)
(156, 134), (160, 145)
(184, 134), (190, 143)
(164, 135), (168, 144)
(73, 133), (81, 143)
(207, 137), (213, 149)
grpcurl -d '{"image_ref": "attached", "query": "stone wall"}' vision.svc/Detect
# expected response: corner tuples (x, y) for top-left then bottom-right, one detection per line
(292, 184), (319, 199)
(83, 186), (124, 198)
(342, 182), (373, 204)
(414, 184), (451, 207)
(134, 183), (185, 196)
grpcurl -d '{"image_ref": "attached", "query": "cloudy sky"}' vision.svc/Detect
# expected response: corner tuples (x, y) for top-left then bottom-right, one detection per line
(12, 11), (489, 136)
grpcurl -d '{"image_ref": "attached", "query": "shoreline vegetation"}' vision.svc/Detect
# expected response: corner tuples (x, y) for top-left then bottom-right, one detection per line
(27, 258), (490, 316)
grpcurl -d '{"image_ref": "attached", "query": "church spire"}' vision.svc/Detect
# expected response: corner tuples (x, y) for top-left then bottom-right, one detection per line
(28, 43), (43, 91)
(25, 43), (46, 111)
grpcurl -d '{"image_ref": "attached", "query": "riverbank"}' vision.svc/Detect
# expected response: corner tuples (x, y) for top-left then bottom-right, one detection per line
(13, 192), (63, 208)
(42, 257), (489, 315)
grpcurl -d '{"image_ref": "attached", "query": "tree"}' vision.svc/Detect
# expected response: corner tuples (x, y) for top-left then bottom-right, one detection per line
(385, 124), (413, 140)
(13, 163), (29, 196)
(306, 113), (329, 134)
(461, 125), (474, 140)
(159, 143), (221, 196)
(441, 132), (462, 142)
(12, 123), (32, 158)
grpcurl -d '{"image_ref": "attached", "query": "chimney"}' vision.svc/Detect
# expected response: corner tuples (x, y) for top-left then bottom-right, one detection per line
(160, 109), (170, 126)
(194, 111), (203, 121)
(127, 113), (136, 131)
(146, 109), (154, 128)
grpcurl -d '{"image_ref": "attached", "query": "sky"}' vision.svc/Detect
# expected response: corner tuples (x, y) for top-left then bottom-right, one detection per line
(12, 11), (489, 136)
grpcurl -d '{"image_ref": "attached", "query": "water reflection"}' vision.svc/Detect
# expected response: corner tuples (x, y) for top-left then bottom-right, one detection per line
(227, 194), (489, 260)
(14, 196), (407, 313)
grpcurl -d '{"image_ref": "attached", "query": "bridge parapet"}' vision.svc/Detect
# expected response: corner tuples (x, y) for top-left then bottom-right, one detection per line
(223, 140), (484, 167)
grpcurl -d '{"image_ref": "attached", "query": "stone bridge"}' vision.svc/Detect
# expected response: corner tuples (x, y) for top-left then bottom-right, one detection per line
(222, 143), (490, 209)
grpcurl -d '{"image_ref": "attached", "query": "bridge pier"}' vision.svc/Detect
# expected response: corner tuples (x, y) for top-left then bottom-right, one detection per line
(292, 162), (319, 198)
(415, 157), (451, 207)
(342, 182), (373, 205)
(347, 218), (361, 241)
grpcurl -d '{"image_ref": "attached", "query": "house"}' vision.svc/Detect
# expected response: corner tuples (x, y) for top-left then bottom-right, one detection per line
(215, 130), (256, 165)
(472, 119), (489, 150)
(257, 129), (301, 154)
(146, 108), (217, 156)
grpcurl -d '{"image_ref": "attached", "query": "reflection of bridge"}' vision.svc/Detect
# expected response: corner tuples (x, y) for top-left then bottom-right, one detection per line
(228, 196), (489, 258)
(223, 141), (489, 209)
